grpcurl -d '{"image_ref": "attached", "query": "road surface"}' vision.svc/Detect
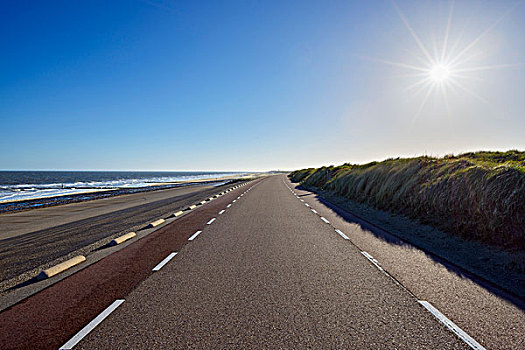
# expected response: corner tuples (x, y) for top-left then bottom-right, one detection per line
(0, 175), (522, 349)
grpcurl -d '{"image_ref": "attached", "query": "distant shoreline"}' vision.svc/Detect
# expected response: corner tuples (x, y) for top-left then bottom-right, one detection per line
(0, 177), (238, 214)
(0, 171), (246, 203)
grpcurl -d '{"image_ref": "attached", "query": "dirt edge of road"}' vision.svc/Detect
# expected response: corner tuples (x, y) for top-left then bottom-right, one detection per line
(299, 185), (525, 300)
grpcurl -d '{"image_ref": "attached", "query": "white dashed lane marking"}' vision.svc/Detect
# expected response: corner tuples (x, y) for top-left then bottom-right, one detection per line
(335, 229), (349, 240)
(152, 252), (178, 271)
(188, 231), (202, 241)
(418, 301), (486, 350)
(207, 218), (216, 225)
(361, 251), (384, 272)
(59, 299), (125, 350)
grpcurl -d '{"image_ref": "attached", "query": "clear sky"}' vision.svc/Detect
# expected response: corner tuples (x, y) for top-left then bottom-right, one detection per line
(1, 0), (524, 171)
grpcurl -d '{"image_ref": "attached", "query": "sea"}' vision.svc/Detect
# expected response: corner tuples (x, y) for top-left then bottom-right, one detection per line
(0, 171), (243, 203)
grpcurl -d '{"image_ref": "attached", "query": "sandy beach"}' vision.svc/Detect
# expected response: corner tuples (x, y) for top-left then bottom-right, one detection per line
(0, 174), (248, 214)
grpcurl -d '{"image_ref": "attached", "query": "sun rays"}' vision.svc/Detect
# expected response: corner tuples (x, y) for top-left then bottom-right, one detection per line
(373, 0), (522, 121)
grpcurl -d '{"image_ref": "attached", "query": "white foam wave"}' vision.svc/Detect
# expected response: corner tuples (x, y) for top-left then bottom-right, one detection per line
(0, 173), (243, 203)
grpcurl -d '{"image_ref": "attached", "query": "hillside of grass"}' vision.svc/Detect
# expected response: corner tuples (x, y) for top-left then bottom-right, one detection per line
(289, 150), (525, 251)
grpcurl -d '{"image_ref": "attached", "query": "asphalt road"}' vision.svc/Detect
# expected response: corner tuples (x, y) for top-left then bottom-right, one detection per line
(0, 182), (235, 284)
(75, 175), (466, 349)
(286, 177), (524, 350)
(0, 175), (520, 349)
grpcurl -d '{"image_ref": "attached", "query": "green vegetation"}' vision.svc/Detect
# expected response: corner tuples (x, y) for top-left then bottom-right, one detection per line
(289, 151), (525, 251)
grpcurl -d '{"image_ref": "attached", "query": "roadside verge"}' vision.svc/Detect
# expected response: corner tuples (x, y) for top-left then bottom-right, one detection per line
(291, 183), (525, 302)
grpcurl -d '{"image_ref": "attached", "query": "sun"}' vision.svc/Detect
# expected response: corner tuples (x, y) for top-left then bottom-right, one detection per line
(429, 64), (451, 83)
(367, 1), (519, 119)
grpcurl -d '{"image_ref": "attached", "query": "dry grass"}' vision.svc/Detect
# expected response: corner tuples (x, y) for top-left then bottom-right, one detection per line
(289, 151), (525, 251)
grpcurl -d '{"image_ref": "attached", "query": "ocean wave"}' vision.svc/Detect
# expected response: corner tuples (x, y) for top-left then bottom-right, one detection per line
(0, 172), (244, 203)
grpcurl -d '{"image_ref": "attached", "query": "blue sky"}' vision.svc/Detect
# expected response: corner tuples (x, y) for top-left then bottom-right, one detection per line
(1, 0), (524, 171)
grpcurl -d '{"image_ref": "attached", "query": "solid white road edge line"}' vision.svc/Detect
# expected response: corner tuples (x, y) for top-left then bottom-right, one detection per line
(152, 252), (178, 271)
(320, 217), (330, 224)
(418, 301), (486, 350)
(59, 299), (125, 350)
(335, 229), (350, 240)
(207, 218), (216, 225)
(219, 210), (225, 215)
(188, 231), (202, 241)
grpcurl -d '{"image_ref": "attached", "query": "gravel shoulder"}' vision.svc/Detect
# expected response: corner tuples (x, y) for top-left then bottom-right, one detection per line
(0, 182), (239, 293)
(309, 187), (525, 299)
(287, 178), (524, 349)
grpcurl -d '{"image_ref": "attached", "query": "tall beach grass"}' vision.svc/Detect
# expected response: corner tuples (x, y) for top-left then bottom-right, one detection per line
(289, 151), (525, 251)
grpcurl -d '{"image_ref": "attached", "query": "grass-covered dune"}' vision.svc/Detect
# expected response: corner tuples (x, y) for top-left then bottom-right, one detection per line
(289, 151), (525, 251)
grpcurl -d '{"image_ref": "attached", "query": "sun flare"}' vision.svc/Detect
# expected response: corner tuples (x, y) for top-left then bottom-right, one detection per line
(369, 1), (519, 120)
(429, 64), (451, 83)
